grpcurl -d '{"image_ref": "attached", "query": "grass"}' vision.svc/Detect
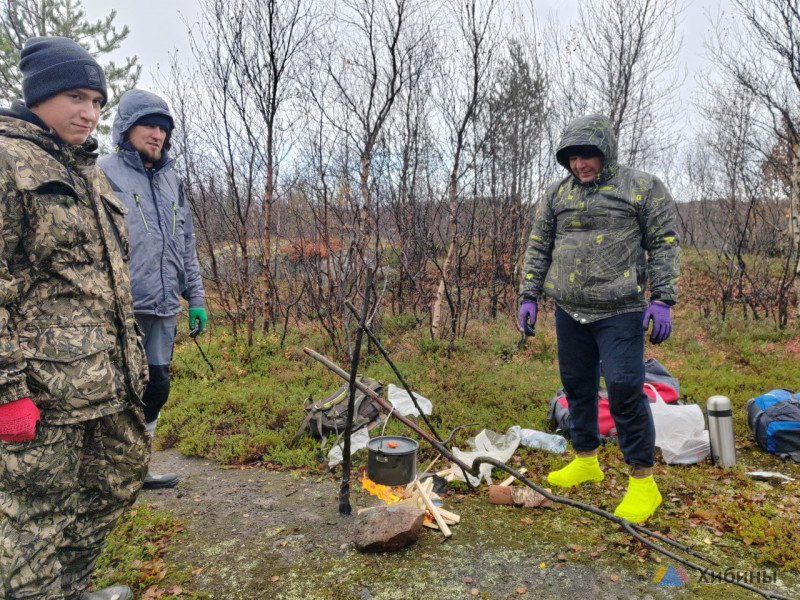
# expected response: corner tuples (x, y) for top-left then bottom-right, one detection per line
(93, 503), (209, 599)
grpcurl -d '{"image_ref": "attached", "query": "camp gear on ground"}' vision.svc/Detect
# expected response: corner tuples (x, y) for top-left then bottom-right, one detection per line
(519, 428), (567, 452)
(81, 585), (133, 600)
(449, 426), (522, 486)
(614, 474), (662, 522)
(643, 301), (672, 343)
(367, 435), (419, 486)
(0, 397), (40, 442)
(386, 384), (432, 417)
(291, 377), (383, 447)
(546, 455), (605, 487)
(548, 358), (680, 442)
(189, 306), (207, 334)
(327, 428), (370, 468)
(746, 390), (800, 462)
(707, 395), (737, 467)
(650, 390), (709, 464)
(518, 300), (537, 336)
(745, 471), (795, 484)
(143, 470), (179, 489)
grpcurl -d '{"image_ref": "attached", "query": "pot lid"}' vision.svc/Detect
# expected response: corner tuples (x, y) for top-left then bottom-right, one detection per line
(367, 435), (419, 455)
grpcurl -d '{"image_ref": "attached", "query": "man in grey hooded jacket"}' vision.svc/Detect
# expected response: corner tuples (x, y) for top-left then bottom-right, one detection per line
(518, 114), (680, 523)
(99, 89), (206, 489)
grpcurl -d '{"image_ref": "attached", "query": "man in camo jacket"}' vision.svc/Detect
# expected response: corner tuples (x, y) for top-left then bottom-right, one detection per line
(518, 114), (680, 523)
(0, 37), (149, 600)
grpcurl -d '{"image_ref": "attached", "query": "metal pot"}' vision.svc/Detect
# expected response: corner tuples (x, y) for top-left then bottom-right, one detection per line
(366, 435), (418, 486)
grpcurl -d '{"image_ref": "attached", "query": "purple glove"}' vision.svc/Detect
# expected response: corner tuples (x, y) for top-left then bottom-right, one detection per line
(643, 301), (672, 344)
(518, 300), (538, 337)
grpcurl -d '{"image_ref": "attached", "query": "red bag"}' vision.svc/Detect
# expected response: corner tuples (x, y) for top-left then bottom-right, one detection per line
(547, 359), (680, 439)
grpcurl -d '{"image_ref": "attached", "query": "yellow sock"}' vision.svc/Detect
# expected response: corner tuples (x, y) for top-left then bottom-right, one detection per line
(546, 455), (605, 488)
(613, 475), (662, 522)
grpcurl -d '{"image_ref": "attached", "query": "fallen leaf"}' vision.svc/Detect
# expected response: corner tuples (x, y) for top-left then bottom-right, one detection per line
(471, 588), (480, 596)
(569, 544), (583, 551)
(516, 586), (527, 594)
(462, 576), (473, 584)
(192, 567), (204, 575)
(421, 553), (429, 559)
(703, 537), (712, 545)
(610, 574), (620, 582)
(557, 553), (567, 562)
(539, 562), (546, 568)
(270, 575), (280, 582)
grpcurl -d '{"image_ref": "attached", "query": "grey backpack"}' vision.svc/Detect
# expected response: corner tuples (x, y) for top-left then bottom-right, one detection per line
(291, 377), (383, 447)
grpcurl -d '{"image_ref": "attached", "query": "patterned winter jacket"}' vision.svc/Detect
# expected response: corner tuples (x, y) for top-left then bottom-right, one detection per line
(519, 114), (680, 323)
(0, 103), (147, 424)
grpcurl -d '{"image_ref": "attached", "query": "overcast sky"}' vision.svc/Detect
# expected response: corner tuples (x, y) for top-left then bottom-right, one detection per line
(83, 0), (726, 123)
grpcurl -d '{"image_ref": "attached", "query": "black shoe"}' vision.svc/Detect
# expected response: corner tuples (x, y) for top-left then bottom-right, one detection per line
(143, 470), (179, 489)
(81, 585), (133, 600)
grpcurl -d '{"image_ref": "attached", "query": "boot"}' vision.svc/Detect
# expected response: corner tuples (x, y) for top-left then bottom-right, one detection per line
(546, 454), (605, 487)
(143, 470), (179, 489)
(613, 475), (662, 522)
(81, 585), (133, 600)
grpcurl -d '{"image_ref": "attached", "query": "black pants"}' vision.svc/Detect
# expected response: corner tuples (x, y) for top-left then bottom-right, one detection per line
(555, 306), (654, 467)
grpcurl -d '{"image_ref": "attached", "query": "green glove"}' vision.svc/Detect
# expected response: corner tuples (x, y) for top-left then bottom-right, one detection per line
(189, 306), (208, 335)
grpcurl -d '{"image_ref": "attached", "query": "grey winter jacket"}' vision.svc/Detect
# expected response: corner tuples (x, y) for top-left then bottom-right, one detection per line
(98, 90), (204, 317)
(519, 114), (680, 323)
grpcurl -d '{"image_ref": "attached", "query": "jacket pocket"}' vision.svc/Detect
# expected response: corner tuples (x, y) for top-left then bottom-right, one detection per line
(20, 325), (119, 412)
(24, 184), (92, 266)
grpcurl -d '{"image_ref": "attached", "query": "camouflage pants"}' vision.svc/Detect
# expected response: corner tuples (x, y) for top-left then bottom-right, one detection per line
(0, 408), (150, 600)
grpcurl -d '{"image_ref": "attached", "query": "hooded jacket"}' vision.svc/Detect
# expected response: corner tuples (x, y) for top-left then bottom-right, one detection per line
(0, 101), (147, 422)
(519, 114), (680, 323)
(98, 89), (204, 317)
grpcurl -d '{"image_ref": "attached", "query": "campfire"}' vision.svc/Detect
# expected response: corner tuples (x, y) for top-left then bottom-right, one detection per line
(360, 472), (460, 537)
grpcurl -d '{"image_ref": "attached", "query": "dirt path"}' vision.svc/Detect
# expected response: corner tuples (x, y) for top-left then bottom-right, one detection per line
(140, 449), (792, 600)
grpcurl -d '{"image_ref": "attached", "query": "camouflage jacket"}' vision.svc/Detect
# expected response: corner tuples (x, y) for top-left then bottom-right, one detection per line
(0, 110), (147, 424)
(519, 114), (680, 323)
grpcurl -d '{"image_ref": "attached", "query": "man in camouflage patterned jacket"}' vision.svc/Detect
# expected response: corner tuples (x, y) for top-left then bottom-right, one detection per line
(518, 114), (680, 523)
(0, 37), (149, 600)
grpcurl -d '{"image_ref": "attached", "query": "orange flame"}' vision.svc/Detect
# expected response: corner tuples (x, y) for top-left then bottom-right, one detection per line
(361, 473), (403, 504)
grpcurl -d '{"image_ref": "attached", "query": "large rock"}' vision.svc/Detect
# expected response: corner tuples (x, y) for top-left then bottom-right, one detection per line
(354, 504), (426, 552)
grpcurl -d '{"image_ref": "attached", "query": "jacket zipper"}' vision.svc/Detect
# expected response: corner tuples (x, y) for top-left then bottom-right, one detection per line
(135, 194), (150, 232)
(172, 203), (177, 236)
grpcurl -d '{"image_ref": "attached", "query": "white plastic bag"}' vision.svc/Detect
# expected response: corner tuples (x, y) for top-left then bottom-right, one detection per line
(660, 430), (711, 465)
(387, 384), (433, 417)
(647, 384), (710, 464)
(449, 426), (521, 486)
(327, 427), (370, 468)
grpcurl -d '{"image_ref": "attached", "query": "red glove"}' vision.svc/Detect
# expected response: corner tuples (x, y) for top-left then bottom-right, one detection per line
(0, 398), (40, 442)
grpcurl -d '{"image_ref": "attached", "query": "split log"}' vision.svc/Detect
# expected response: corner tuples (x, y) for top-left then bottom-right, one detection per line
(489, 485), (553, 508)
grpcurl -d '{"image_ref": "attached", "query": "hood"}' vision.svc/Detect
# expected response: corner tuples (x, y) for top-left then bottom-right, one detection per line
(0, 99), (98, 154)
(111, 89), (174, 149)
(555, 114), (618, 183)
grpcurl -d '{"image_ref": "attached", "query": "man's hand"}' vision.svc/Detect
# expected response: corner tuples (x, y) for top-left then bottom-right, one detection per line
(518, 300), (538, 337)
(0, 398), (40, 442)
(189, 307), (208, 335)
(643, 301), (672, 344)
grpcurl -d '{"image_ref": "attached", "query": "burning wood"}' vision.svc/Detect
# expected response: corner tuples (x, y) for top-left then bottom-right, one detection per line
(359, 473), (459, 538)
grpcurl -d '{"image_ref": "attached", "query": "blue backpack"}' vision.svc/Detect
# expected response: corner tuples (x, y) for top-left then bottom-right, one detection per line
(746, 389), (800, 462)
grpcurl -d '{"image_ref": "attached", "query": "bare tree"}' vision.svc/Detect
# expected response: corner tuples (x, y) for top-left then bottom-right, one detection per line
(542, 0), (684, 170)
(430, 0), (501, 340)
(707, 0), (800, 320)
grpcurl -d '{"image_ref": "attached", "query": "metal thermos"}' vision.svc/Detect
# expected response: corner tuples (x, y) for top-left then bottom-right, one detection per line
(707, 395), (736, 467)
